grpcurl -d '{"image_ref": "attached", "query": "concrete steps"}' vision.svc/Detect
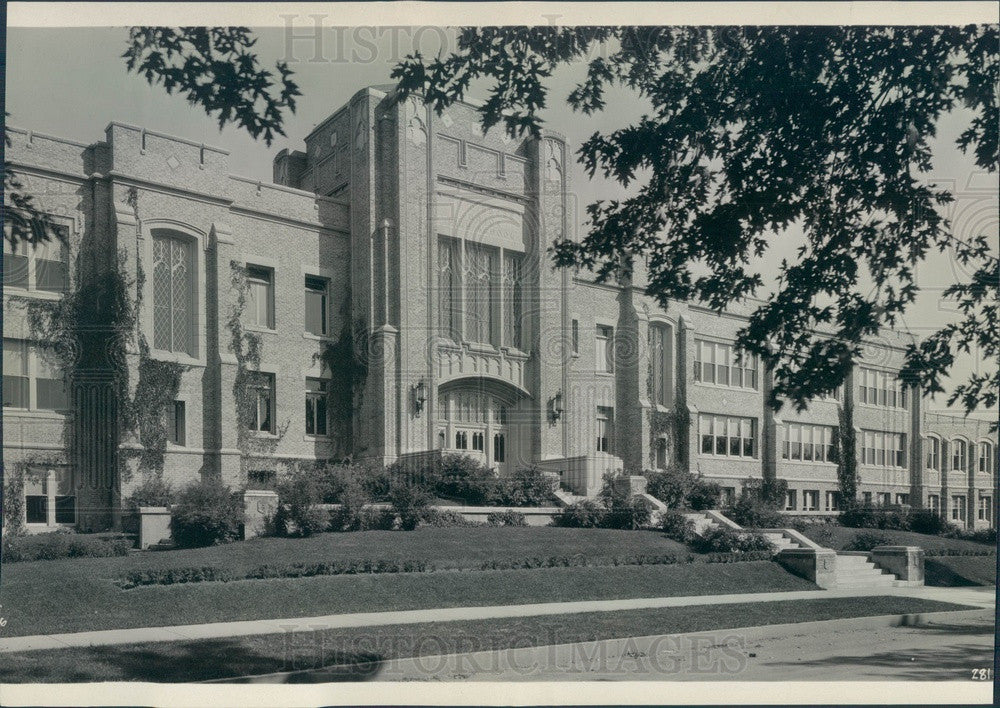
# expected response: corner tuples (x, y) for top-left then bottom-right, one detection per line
(760, 531), (804, 553)
(833, 554), (897, 588)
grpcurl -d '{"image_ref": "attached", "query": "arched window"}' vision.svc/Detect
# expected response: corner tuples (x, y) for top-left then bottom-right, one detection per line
(152, 231), (194, 355)
(979, 441), (995, 474)
(925, 436), (940, 470)
(951, 439), (968, 472)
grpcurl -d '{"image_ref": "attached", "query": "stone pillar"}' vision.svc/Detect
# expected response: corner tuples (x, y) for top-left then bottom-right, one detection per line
(871, 545), (924, 584)
(612, 474), (648, 498)
(210, 222), (241, 485)
(774, 548), (839, 589)
(909, 384), (924, 509)
(940, 438), (950, 523)
(243, 489), (279, 540)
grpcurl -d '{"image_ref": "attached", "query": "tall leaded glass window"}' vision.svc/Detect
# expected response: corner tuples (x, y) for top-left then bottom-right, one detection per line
(438, 236), (461, 340)
(502, 252), (523, 349)
(465, 242), (496, 345)
(648, 324), (671, 406)
(152, 233), (193, 354)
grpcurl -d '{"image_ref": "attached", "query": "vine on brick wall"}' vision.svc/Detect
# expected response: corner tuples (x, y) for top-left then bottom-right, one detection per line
(316, 312), (369, 456)
(1, 455), (68, 536)
(837, 398), (859, 504)
(227, 262), (289, 474)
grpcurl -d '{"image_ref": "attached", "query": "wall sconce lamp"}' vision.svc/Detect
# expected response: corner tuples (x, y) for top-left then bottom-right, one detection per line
(412, 379), (427, 415)
(549, 391), (564, 422)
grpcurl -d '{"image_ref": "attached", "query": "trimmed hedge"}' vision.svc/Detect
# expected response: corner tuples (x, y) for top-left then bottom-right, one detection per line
(2, 532), (133, 563)
(690, 526), (775, 554)
(487, 510), (528, 527)
(169, 479), (243, 548)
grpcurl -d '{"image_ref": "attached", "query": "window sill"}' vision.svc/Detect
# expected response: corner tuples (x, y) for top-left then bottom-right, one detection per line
(779, 459), (838, 467)
(249, 431), (280, 440)
(692, 381), (760, 393)
(302, 332), (334, 342)
(244, 325), (278, 336)
(3, 288), (66, 301)
(303, 434), (334, 442)
(698, 454), (758, 461)
(3, 408), (71, 420)
(147, 350), (202, 367)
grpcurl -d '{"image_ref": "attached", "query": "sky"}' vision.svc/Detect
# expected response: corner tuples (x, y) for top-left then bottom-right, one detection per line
(5, 25), (997, 419)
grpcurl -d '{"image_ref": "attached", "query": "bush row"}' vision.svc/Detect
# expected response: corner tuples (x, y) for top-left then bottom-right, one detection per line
(116, 549), (782, 589)
(1, 532), (134, 563)
(840, 503), (997, 544)
(643, 466), (721, 510)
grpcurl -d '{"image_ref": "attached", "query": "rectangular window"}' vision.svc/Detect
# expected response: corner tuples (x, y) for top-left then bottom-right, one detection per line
(699, 414), (756, 458)
(167, 401), (186, 446)
(862, 491), (872, 505)
(248, 373), (275, 433)
(23, 467), (75, 526)
(3, 339), (29, 409)
(896, 493), (909, 506)
(825, 491), (841, 512)
(465, 242), (497, 345)
(951, 495), (966, 522)
(596, 406), (613, 453)
(926, 437), (940, 470)
(655, 437), (668, 469)
(803, 490), (819, 511)
(858, 367), (907, 410)
(246, 265), (275, 329)
(3, 339), (67, 412)
(571, 319), (579, 355)
(928, 494), (940, 513)
(877, 492), (891, 507)
(861, 429), (905, 467)
(502, 251), (523, 349)
(978, 443), (994, 474)
(3, 221), (69, 292)
(3, 236), (30, 289)
(693, 340), (703, 382)
(978, 497), (992, 522)
(648, 324), (671, 406)
(152, 233), (193, 354)
(693, 339), (758, 390)
(304, 275), (329, 336)
(952, 440), (967, 471)
(596, 325), (614, 373)
(305, 378), (329, 436)
(438, 236), (461, 340)
(785, 490), (797, 511)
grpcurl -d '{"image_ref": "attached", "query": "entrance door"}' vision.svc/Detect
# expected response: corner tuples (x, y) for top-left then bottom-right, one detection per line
(438, 389), (514, 473)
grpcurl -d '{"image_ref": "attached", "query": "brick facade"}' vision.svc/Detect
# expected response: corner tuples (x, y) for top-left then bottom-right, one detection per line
(4, 86), (996, 532)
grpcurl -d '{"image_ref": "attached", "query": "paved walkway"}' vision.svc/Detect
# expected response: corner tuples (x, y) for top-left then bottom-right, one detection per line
(1, 585), (992, 654)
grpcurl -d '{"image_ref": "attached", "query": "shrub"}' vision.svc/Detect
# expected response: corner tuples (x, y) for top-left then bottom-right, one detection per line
(687, 479), (723, 511)
(660, 509), (697, 543)
(274, 469), (332, 537)
(844, 530), (892, 552)
(2, 532), (133, 563)
(603, 495), (654, 530)
(942, 525), (998, 545)
(690, 526), (775, 554)
(420, 509), (480, 528)
(644, 466), (695, 509)
(124, 476), (174, 509)
(434, 456), (497, 505)
(169, 479), (243, 548)
(489, 466), (556, 507)
(557, 499), (607, 528)
(357, 506), (396, 531)
(487, 509), (528, 527)
(908, 508), (951, 535)
(724, 496), (783, 528)
(389, 482), (433, 531)
(839, 502), (909, 530)
(329, 474), (371, 531)
(117, 565), (234, 589)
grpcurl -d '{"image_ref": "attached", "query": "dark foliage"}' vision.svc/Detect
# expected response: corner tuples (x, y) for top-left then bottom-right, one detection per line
(844, 530), (893, 552)
(487, 510), (528, 527)
(660, 509), (697, 543)
(557, 499), (608, 528)
(169, 479), (243, 548)
(1, 532), (133, 563)
(690, 526), (775, 554)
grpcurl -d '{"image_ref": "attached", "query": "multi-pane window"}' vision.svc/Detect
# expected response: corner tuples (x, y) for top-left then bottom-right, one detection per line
(862, 491), (872, 504)
(978, 442), (994, 474)
(857, 367), (908, 409)
(304, 276), (329, 336)
(785, 490), (797, 511)
(693, 339), (758, 390)
(2, 338), (68, 411)
(596, 406), (613, 453)
(464, 242), (497, 345)
(246, 265), (275, 329)
(248, 373), (275, 433)
(699, 414), (757, 458)
(3, 222), (69, 292)
(926, 436), (940, 470)
(167, 401), (186, 446)
(782, 423), (838, 463)
(803, 490), (819, 511)
(24, 467), (75, 526)
(928, 495), (939, 513)
(951, 495), (966, 522)
(978, 496), (992, 523)
(596, 325), (614, 373)
(152, 233), (194, 354)
(438, 236), (461, 340)
(305, 378), (329, 436)
(655, 437), (668, 470)
(877, 492), (891, 506)
(951, 439), (968, 471)
(571, 319), (579, 355)
(860, 430), (906, 468)
(896, 493), (910, 506)
(825, 491), (841, 512)
(502, 252), (523, 349)
(648, 324), (671, 406)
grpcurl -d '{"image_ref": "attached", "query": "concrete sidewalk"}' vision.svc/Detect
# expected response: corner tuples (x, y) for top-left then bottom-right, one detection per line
(0, 585), (992, 654)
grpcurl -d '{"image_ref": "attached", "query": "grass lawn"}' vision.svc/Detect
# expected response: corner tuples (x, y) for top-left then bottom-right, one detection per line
(799, 524), (996, 553)
(0, 596), (975, 683)
(1, 525), (811, 637)
(925, 555), (997, 587)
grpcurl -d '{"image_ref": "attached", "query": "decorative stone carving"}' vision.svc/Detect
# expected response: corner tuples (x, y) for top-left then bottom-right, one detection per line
(544, 139), (563, 182)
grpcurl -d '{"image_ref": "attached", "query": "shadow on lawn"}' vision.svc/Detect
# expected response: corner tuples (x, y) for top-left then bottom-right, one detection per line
(2, 639), (388, 683)
(924, 559), (994, 587)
